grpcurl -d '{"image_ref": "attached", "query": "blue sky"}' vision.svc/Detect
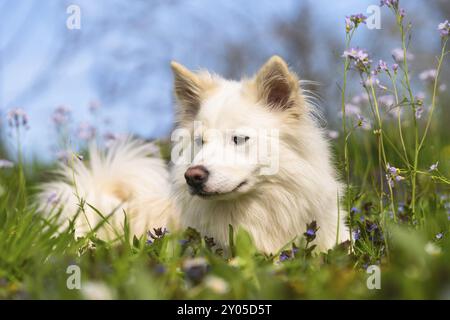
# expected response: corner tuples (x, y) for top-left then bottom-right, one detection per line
(0, 0), (442, 161)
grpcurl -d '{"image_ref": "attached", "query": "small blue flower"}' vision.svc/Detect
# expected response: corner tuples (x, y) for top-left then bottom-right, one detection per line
(353, 229), (361, 241)
(367, 223), (378, 233)
(436, 233), (444, 240)
(279, 252), (290, 262)
(351, 207), (360, 214)
(303, 221), (318, 242)
(154, 264), (166, 274)
(183, 258), (208, 283)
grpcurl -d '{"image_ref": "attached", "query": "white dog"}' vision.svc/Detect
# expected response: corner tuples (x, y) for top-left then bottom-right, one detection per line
(38, 56), (348, 253)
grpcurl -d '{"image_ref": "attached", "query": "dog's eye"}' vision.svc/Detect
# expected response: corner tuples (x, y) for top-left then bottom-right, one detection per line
(233, 135), (250, 145)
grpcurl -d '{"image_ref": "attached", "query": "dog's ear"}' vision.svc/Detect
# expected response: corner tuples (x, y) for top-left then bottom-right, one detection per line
(255, 56), (299, 112)
(171, 61), (203, 121)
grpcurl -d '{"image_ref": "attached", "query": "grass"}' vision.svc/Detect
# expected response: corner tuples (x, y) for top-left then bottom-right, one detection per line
(0, 3), (449, 299)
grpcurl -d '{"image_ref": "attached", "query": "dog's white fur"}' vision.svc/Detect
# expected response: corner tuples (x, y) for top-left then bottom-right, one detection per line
(38, 56), (348, 253)
(37, 139), (174, 239)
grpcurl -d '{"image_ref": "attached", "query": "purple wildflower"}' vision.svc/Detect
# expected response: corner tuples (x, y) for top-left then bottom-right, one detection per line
(355, 114), (371, 130)
(419, 69), (437, 82)
(351, 93), (370, 105)
(351, 207), (360, 214)
(0, 159), (14, 168)
(380, 0), (399, 9)
(392, 48), (414, 62)
(429, 161), (439, 172)
(343, 48), (371, 71)
(304, 221), (318, 242)
(367, 222), (378, 233)
(154, 264), (166, 275)
(351, 13), (367, 24)
(387, 163), (398, 175)
(345, 17), (352, 33)
(345, 14), (367, 33)
(416, 91), (426, 101)
(377, 60), (389, 72)
(7, 108), (29, 129)
(386, 163), (404, 187)
(279, 252), (290, 262)
(182, 257), (208, 283)
(438, 20), (450, 38)
(52, 105), (71, 126)
(77, 122), (96, 141)
(342, 103), (361, 117)
(392, 63), (399, 72)
(353, 229), (361, 241)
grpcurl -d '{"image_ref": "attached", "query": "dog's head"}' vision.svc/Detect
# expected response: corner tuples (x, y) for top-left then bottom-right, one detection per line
(170, 56), (308, 200)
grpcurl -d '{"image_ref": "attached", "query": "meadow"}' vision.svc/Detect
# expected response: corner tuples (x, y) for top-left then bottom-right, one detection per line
(0, 1), (449, 299)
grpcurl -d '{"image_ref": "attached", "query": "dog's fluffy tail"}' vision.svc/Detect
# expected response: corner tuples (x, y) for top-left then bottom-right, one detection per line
(37, 138), (175, 239)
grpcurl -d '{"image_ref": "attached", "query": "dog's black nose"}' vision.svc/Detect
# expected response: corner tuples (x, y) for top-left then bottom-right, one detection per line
(185, 165), (209, 188)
